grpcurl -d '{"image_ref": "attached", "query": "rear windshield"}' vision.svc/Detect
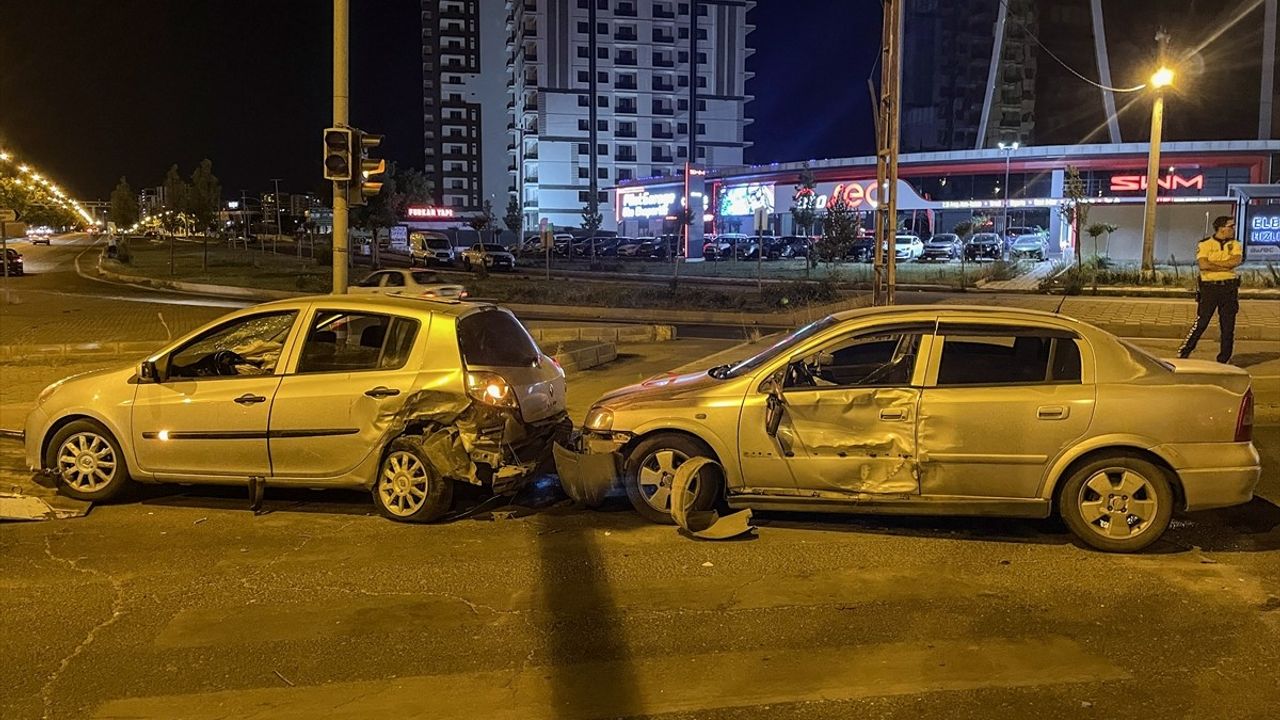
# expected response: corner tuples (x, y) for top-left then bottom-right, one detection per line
(457, 310), (540, 368)
(411, 271), (441, 284)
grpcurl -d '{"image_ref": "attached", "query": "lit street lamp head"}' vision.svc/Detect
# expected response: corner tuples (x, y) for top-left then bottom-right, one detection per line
(1150, 67), (1175, 89)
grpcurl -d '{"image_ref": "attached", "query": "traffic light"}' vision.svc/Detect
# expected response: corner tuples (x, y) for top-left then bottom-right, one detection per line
(346, 130), (386, 206)
(323, 127), (354, 181)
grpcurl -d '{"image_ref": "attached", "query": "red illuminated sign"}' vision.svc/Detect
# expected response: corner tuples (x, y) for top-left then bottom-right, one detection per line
(405, 206), (456, 219)
(1109, 173), (1205, 193)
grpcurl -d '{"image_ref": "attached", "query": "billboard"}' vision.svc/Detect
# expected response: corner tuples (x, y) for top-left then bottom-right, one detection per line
(719, 183), (775, 216)
(617, 188), (681, 220)
(1246, 206), (1280, 260)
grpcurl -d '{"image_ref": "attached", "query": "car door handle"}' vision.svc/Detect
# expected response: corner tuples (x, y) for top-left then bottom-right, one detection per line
(234, 393), (267, 405)
(1037, 405), (1068, 420)
(879, 408), (908, 421)
(364, 386), (401, 399)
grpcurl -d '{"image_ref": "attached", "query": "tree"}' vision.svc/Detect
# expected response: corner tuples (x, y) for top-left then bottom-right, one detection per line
(504, 195), (523, 250)
(108, 177), (140, 230)
(1057, 166), (1089, 267)
(0, 175), (80, 229)
(160, 164), (189, 234)
(187, 159), (221, 236)
(1086, 221), (1119, 257)
(815, 196), (859, 266)
(789, 161), (818, 236)
(581, 200), (603, 265)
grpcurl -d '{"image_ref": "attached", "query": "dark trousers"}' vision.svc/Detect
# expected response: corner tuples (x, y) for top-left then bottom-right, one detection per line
(1179, 280), (1238, 363)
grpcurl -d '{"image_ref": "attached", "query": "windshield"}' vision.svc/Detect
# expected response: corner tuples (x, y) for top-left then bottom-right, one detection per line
(719, 316), (840, 379)
(411, 271), (441, 284)
(482, 244), (508, 252)
(426, 239), (450, 249)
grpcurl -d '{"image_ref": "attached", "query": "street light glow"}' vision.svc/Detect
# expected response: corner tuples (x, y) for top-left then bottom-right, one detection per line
(1150, 67), (1175, 89)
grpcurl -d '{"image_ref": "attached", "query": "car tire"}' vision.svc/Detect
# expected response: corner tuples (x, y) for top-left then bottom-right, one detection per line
(46, 419), (133, 502)
(372, 436), (454, 523)
(623, 433), (721, 525)
(1058, 455), (1174, 553)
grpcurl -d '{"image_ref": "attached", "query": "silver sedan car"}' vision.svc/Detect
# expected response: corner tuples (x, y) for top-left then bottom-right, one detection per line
(25, 295), (568, 522)
(569, 306), (1260, 552)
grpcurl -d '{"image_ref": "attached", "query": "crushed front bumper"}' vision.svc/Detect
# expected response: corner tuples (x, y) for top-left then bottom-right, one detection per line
(552, 431), (628, 505)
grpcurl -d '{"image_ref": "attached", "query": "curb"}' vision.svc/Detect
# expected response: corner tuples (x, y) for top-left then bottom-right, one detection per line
(552, 342), (618, 373)
(0, 341), (166, 361)
(527, 325), (675, 344)
(97, 250), (303, 301)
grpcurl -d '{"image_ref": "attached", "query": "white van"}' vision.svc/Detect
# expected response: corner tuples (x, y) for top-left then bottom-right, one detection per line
(409, 231), (455, 266)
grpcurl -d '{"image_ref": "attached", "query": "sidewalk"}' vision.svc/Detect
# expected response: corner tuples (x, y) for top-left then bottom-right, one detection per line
(977, 260), (1057, 291)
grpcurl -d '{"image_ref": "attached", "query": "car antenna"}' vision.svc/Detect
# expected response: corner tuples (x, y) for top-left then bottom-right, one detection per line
(1053, 291), (1068, 316)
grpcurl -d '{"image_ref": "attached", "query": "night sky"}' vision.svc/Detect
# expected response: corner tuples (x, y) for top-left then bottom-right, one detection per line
(0, 1), (876, 201)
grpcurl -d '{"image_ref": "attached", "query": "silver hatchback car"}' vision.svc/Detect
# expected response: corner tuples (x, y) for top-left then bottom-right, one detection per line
(25, 295), (568, 522)
(568, 306), (1259, 552)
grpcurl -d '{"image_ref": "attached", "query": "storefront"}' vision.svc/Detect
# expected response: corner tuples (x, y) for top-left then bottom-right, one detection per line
(610, 141), (1279, 262)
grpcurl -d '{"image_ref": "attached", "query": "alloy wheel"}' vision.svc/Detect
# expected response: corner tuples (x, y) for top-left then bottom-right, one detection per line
(637, 448), (699, 512)
(56, 432), (118, 492)
(1076, 467), (1160, 540)
(378, 450), (431, 517)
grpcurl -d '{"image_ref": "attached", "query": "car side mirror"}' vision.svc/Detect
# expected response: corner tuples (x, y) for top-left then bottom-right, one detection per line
(764, 376), (785, 437)
(139, 359), (161, 384)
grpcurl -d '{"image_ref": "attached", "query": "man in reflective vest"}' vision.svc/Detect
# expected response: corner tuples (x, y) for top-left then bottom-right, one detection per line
(1178, 216), (1242, 364)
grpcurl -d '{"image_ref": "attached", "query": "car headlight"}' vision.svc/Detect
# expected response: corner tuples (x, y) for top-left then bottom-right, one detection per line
(584, 406), (614, 432)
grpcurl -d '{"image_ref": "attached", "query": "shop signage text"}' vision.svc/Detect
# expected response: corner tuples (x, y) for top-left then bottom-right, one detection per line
(619, 190), (679, 219)
(405, 206), (456, 219)
(1109, 173), (1205, 193)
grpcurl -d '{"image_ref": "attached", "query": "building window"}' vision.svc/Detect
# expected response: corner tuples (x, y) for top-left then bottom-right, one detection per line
(677, 122), (687, 133)
(678, 2), (689, 13)
(696, 123), (705, 134)
(679, 27), (688, 39)
(577, 46), (589, 58)
(678, 51), (688, 63)
(578, 167), (590, 179)
(578, 0), (589, 6)
(677, 99), (688, 111)
(678, 76), (688, 87)
(578, 119), (590, 131)
(697, 29), (706, 39)
(577, 70), (590, 82)
(697, 99), (706, 111)
(578, 143), (590, 154)
(598, 71), (608, 83)
(577, 21), (589, 32)
(597, 47), (609, 58)
(618, 168), (633, 181)
(597, 143), (608, 155)
(598, 119), (608, 130)
(597, 22), (608, 34)
(696, 52), (706, 64)
(598, 168), (609, 178)
(697, 147), (705, 159)
(677, 147), (687, 158)
(697, 76), (707, 88)
(597, 95), (608, 107)
(578, 94), (589, 106)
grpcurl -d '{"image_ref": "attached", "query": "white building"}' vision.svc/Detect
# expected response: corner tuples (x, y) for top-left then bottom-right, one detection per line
(422, 0), (754, 231)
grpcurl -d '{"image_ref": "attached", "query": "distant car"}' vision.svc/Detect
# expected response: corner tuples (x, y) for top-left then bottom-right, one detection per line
(3, 248), (23, 275)
(350, 269), (467, 299)
(409, 233), (456, 267)
(920, 233), (963, 262)
(25, 295), (569, 523)
(27, 227), (53, 245)
(565, 305), (1261, 552)
(964, 232), (1004, 262)
(846, 235), (874, 263)
(702, 234), (740, 261)
(1010, 234), (1050, 261)
(572, 236), (618, 259)
(460, 243), (517, 272)
(735, 236), (767, 260)
(778, 236), (811, 259)
(615, 238), (644, 257)
(894, 235), (925, 261)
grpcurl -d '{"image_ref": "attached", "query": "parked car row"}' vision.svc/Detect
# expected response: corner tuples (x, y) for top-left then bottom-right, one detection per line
(25, 296), (1260, 552)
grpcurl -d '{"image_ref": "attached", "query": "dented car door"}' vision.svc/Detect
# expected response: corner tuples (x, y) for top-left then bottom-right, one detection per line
(773, 327), (929, 496)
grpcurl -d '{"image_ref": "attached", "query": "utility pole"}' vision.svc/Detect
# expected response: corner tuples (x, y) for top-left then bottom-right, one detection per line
(270, 178), (284, 253)
(873, 0), (903, 306)
(1140, 31), (1171, 275)
(332, 0), (350, 293)
(587, 0), (599, 265)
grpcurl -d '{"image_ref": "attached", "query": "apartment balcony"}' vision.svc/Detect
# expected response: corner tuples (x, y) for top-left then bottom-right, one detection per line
(651, 152), (675, 163)
(653, 80), (675, 92)
(523, 148), (539, 160)
(654, 58), (675, 68)
(616, 4), (638, 17)
(616, 128), (637, 138)
(616, 103), (638, 114)
(615, 153), (637, 162)
(614, 30), (638, 41)
(524, 51), (538, 62)
(653, 130), (674, 139)
(616, 55), (638, 66)
(616, 79), (638, 90)
(652, 104), (675, 116)
(654, 7), (676, 19)
(653, 31), (675, 43)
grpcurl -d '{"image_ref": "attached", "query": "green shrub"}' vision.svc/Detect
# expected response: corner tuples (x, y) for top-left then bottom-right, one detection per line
(295, 274), (326, 292)
(313, 242), (333, 266)
(115, 237), (133, 264)
(761, 278), (842, 308)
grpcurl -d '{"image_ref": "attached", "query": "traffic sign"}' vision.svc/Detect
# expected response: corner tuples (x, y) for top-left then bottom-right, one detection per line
(0, 209), (18, 223)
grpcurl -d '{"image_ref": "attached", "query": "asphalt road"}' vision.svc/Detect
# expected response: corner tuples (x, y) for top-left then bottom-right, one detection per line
(2, 235), (1278, 718)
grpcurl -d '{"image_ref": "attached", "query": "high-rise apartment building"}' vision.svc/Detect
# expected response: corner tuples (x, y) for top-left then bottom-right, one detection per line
(424, 0), (754, 230)
(421, 0), (510, 213)
(902, 0), (1036, 152)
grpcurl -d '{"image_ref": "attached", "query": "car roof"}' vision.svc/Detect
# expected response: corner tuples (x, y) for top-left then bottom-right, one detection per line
(259, 293), (490, 318)
(829, 304), (1090, 331)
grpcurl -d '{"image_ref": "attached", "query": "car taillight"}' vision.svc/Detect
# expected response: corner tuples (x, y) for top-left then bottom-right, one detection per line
(422, 290), (436, 298)
(1235, 389), (1254, 442)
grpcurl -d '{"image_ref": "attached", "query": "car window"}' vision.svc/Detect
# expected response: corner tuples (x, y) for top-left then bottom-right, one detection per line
(168, 311), (297, 379)
(483, 244), (507, 252)
(785, 331), (925, 389)
(357, 273), (384, 288)
(458, 310), (540, 368)
(411, 271), (441, 285)
(426, 239), (450, 249)
(937, 332), (1082, 386)
(295, 311), (419, 374)
(384, 272), (405, 287)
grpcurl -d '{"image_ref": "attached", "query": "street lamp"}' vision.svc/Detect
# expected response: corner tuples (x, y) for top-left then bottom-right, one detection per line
(998, 141), (1019, 258)
(1140, 66), (1174, 273)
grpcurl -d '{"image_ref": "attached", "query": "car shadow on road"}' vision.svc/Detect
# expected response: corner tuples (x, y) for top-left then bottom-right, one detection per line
(135, 483), (375, 517)
(1235, 352), (1280, 368)
(752, 511), (1077, 547)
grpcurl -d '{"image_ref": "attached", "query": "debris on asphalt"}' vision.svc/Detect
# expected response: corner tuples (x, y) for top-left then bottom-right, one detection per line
(701, 561), (714, 567)
(669, 457), (756, 541)
(490, 510), (517, 521)
(273, 670), (295, 687)
(0, 489), (91, 521)
(552, 442), (617, 507)
(193, 517), (208, 525)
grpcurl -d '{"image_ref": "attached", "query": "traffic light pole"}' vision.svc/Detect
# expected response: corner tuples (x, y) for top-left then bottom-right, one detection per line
(332, 0), (349, 294)
(873, 0), (903, 306)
